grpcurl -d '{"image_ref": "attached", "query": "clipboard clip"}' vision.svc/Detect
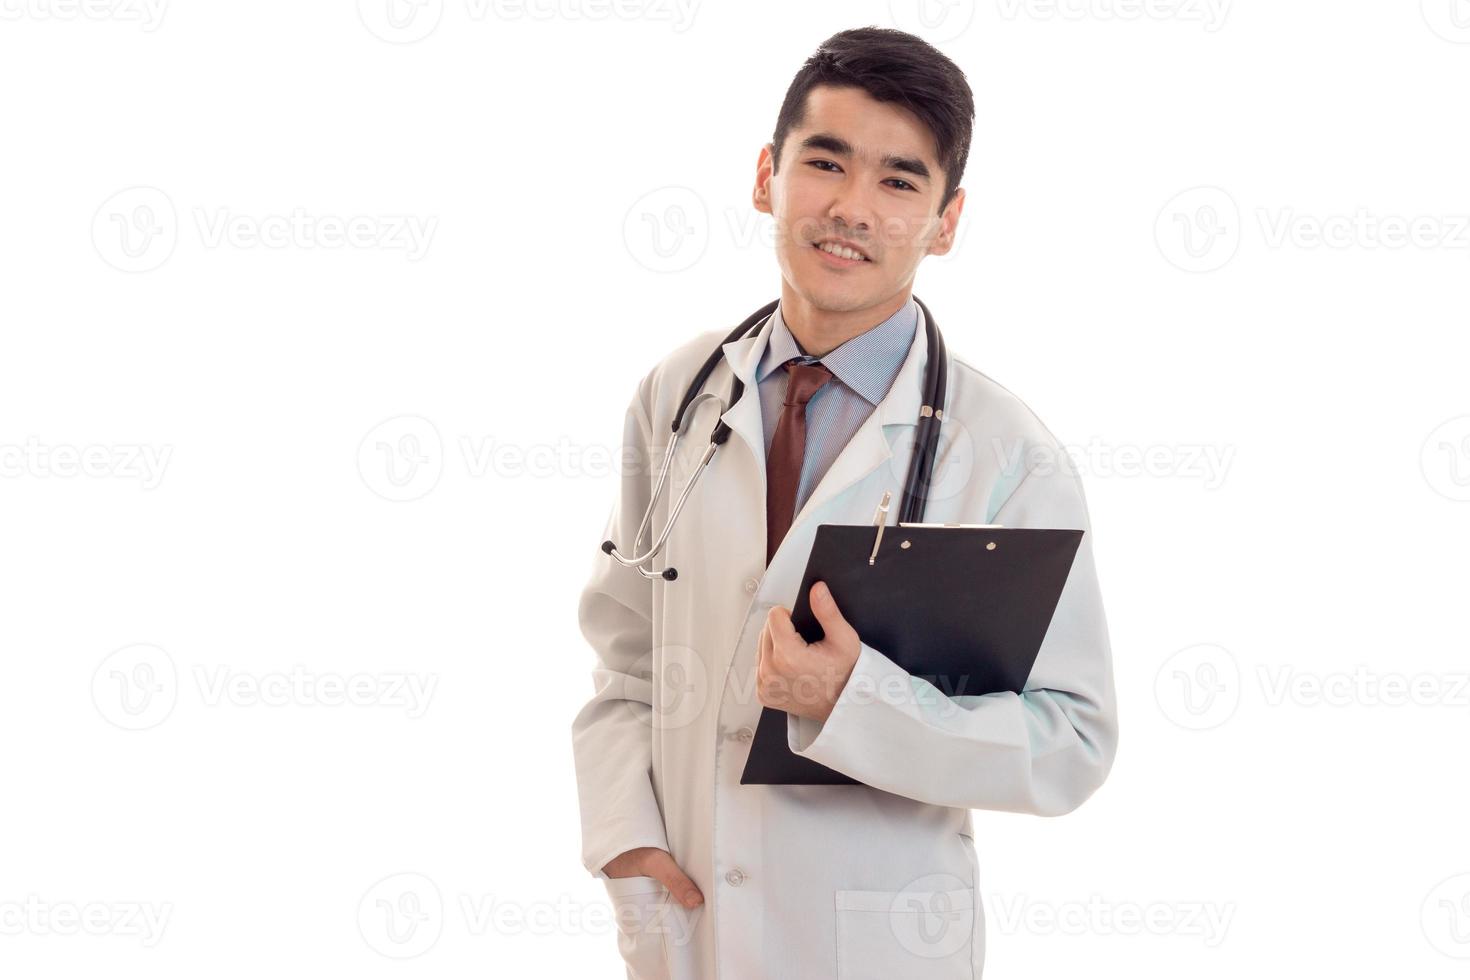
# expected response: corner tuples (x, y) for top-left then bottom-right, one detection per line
(868, 490), (892, 566)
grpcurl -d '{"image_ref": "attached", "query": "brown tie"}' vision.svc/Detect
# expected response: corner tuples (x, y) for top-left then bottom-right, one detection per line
(766, 359), (834, 565)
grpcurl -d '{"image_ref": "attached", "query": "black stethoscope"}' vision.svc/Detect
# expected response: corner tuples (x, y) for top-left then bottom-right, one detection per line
(602, 295), (948, 581)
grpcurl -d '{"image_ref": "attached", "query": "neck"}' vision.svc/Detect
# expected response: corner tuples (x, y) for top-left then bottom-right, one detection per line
(778, 283), (911, 358)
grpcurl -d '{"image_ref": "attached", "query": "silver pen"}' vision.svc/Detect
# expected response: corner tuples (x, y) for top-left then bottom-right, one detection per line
(868, 490), (892, 565)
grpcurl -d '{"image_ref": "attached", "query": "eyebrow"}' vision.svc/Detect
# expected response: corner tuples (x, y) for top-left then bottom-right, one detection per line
(796, 132), (933, 183)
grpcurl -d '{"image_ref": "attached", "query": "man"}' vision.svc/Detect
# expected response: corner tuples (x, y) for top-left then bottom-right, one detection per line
(573, 26), (1117, 979)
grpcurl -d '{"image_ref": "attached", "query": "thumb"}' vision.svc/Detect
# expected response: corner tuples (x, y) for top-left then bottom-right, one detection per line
(643, 849), (704, 909)
(808, 581), (857, 646)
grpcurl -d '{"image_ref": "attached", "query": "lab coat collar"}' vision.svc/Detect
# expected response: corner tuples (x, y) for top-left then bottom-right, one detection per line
(718, 298), (928, 433)
(716, 298), (931, 543)
(755, 299), (919, 407)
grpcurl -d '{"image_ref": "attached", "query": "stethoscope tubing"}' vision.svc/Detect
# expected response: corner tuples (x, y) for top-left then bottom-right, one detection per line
(602, 296), (947, 580)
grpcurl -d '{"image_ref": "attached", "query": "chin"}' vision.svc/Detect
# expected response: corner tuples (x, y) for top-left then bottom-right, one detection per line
(797, 280), (885, 314)
(778, 256), (861, 306)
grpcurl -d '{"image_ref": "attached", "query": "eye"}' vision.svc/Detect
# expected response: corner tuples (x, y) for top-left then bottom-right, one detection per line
(886, 178), (917, 192)
(807, 160), (841, 172)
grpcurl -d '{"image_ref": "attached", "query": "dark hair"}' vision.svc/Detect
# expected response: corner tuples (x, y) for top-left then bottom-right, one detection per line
(770, 27), (975, 214)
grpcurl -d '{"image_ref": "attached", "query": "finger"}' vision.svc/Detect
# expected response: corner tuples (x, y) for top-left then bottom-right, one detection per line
(767, 603), (801, 646)
(808, 581), (856, 645)
(756, 626), (774, 704)
(644, 849), (704, 908)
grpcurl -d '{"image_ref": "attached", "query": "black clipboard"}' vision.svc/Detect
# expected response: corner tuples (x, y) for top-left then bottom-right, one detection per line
(739, 519), (1083, 785)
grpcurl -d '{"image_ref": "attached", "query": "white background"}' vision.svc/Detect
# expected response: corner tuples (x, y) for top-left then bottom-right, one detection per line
(3, 0), (1469, 977)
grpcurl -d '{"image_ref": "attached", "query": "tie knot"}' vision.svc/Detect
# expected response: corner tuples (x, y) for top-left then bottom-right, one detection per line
(782, 359), (833, 407)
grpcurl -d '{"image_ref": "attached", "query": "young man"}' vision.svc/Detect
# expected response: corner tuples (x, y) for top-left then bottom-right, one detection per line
(573, 27), (1117, 979)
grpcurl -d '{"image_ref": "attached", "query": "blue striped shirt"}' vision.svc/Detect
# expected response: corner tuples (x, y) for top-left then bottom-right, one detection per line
(757, 297), (919, 515)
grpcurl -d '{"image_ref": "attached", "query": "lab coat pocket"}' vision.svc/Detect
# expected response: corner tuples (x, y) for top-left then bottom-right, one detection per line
(601, 875), (695, 980)
(834, 887), (976, 980)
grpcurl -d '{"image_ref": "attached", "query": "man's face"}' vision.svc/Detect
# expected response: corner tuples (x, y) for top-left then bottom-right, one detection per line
(753, 84), (964, 314)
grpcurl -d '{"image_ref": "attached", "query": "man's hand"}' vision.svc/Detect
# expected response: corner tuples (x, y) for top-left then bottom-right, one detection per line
(602, 847), (704, 909)
(756, 580), (861, 723)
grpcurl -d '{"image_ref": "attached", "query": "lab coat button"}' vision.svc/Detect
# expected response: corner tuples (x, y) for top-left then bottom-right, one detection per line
(725, 868), (746, 886)
(734, 726), (753, 742)
(743, 577), (758, 594)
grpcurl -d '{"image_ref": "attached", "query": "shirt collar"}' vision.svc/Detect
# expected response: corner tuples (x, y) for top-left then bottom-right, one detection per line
(755, 297), (919, 407)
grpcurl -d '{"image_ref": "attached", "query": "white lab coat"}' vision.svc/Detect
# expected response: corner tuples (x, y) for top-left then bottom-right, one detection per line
(572, 303), (1117, 980)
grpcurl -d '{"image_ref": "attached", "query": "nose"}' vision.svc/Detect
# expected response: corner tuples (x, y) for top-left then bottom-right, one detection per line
(825, 175), (876, 238)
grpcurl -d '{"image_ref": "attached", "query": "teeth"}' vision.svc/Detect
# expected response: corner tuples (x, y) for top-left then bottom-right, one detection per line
(817, 241), (866, 261)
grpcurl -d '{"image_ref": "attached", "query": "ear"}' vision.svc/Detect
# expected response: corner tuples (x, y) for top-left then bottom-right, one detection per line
(752, 142), (775, 215)
(926, 186), (966, 257)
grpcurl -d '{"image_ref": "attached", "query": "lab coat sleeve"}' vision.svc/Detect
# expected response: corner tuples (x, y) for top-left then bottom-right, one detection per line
(785, 452), (1118, 815)
(570, 379), (672, 878)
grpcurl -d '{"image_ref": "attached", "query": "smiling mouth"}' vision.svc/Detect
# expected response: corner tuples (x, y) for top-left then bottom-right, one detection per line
(811, 240), (871, 263)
